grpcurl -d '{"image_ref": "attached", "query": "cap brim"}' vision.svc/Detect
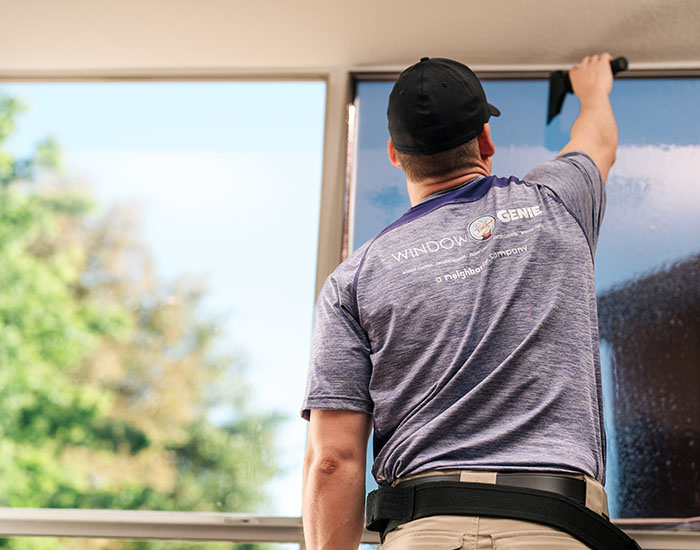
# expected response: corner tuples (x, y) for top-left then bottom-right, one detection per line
(489, 104), (501, 117)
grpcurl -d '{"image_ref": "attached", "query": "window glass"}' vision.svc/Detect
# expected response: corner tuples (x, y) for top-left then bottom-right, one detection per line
(0, 82), (325, 518)
(352, 78), (700, 519)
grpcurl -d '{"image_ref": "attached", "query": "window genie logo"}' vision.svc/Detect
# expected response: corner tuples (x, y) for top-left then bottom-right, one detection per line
(496, 205), (542, 222)
(468, 215), (495, 241)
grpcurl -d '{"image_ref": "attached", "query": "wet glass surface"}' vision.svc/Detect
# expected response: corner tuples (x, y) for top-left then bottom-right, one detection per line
(352, 78), (700, 519)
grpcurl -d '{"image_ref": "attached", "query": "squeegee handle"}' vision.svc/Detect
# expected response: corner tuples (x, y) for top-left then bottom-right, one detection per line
(565, 56), (628, 93)
(610, 56), (628, 75)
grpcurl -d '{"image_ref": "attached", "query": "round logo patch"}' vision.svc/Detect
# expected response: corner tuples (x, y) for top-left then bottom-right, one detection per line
(469, 215), (495, 241)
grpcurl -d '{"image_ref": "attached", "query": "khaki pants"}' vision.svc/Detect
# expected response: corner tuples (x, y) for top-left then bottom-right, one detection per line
(380, 470), (608, 550)
(380, 515), (591, 549)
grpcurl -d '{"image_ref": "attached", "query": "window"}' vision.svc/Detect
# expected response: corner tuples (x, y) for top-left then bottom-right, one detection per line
(2, 71), (698, 549)
(351, 76), (700, 520)
(0, 81), (325, 520)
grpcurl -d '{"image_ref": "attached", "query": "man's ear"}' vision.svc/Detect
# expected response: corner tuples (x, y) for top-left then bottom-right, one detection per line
(477, 124), (496, 160)
(387, 138), (401, 168)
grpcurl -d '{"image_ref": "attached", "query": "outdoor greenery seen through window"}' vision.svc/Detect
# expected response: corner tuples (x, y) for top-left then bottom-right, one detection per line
(0, 85), (322, 549)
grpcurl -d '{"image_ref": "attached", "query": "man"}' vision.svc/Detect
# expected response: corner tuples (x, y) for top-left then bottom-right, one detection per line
(302, 54), (625, 549)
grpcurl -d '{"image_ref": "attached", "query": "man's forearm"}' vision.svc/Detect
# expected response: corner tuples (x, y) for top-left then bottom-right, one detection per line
(302, 455), (366, 550)
(570, 94), (618, 166)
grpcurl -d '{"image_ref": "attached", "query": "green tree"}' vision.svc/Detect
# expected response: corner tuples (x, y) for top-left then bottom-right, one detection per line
(0, 93), (281, 550)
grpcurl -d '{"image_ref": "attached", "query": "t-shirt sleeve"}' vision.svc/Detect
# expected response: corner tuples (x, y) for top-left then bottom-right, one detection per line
(301, 267), (374, 421)
(524, 151), (606, 256)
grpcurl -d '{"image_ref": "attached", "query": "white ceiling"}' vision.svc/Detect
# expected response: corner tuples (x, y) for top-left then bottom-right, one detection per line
(1, 0), (699, 76)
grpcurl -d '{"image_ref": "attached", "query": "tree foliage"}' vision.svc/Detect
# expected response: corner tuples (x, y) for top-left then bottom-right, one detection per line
(0, 93), (280, 549)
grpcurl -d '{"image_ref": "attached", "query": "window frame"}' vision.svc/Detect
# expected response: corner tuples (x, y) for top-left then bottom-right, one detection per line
(342, 65), (700, 539)
(1, 64), (699, 548)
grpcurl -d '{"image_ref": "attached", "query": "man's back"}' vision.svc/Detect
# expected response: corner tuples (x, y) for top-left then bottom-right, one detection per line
(306, 152), (606, 485)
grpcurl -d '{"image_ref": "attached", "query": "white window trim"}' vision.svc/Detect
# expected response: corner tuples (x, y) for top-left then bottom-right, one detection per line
(1, 508), (699, 549)
(0, 508), (308, 544)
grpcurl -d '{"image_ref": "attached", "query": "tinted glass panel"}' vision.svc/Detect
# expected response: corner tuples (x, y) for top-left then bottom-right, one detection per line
(352, 78), (700, 519)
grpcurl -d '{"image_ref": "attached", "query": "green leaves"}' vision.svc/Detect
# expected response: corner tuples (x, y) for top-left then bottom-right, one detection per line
(34, 138), (63, 173)
(0, 94), (26, 144)
(0, 93), (65, 186)
(0, 92), (280, 549)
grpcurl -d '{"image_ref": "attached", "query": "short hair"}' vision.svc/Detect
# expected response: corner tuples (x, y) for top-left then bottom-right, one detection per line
(395, 137), (481, 182)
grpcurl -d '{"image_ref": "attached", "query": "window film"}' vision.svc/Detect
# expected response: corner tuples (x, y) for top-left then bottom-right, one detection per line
(352, 77), (700, 519)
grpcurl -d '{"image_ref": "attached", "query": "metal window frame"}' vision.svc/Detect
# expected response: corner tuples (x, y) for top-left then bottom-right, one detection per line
(0, 67), (335, 547)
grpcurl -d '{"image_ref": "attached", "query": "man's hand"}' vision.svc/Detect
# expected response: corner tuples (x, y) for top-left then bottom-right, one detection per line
(569, 53), (614, 105)
(302, 409), (372, 550)
(558, 53), (618, 183)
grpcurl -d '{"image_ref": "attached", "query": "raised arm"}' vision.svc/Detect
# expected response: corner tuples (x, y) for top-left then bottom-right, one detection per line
(558, 53), (618, 183)
(302, 409), (372, 550)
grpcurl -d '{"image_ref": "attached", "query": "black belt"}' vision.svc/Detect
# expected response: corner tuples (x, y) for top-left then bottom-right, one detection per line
(396, 472), (587, 506)
(366, 474), (641, 550)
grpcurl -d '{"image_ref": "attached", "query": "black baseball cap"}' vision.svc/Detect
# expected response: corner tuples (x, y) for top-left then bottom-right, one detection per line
(387, 57), (500, 154)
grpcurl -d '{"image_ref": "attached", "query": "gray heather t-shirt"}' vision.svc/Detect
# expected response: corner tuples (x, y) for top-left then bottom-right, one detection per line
(302, 151), (607, 485)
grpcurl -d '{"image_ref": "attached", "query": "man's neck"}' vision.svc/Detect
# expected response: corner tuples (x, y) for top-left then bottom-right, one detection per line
(407, 167), (491, 206)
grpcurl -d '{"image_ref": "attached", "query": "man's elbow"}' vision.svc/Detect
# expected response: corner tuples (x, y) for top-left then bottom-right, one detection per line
(309, 446), (360, 469)
(314, 452), (343, 476)
(304, 447), (364, 485)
